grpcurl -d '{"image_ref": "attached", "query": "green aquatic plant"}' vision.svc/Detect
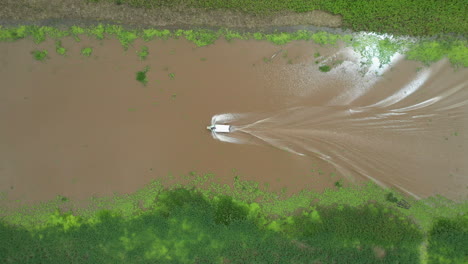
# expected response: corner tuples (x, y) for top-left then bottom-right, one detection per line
(334, 180), (343, 188)
(1, 25), (467, 67)
(31, 50), (48, 61)
(406, 39), (468, 67)
(137, 46), (149, 60)
(179, 29), (220, 47)
(71, 26), (86, 42)
(80, 47), (93, 57)
(142, 29), (171, 41)
(221, 29), (246, 42)
(136, 66), (150, 85)
(168, 73), (175, 80)
(104, 25), (138, 50)
(87, 24), (105, 40)
(319, 65), (331, 72)
(55, 40), (67, 56)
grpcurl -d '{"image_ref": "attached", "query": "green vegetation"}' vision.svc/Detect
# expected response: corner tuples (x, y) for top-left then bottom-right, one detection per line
(55, 40), (67, 56)
(168, 73), (175, 80)
(1, 25), (467, 67)
(319, 65), (331, 72)
(87, 0), (467, 37)
(80, 47), (93, 57)
(136, 66), (150, 85)
(407, 39), (468, 67)
(334, 180), (343, 188)
(427, 216), (468, 264)
(0, 173), (466, 263)
(31, 50), (48, 61)
(0, 188), (423, 263)
(137, 46), (149, 60)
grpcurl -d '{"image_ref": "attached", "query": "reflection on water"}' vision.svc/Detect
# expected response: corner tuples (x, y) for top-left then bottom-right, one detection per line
(211, 58), (468, 200)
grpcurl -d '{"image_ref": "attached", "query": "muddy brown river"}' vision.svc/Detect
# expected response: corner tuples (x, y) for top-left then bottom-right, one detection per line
(0, 36), (467, 204)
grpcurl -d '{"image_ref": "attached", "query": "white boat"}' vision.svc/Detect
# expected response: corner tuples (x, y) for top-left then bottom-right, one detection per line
(207, 124), (231, 133)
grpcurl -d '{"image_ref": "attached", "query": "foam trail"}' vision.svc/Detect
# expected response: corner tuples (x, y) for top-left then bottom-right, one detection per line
(209, 58), (468, 200)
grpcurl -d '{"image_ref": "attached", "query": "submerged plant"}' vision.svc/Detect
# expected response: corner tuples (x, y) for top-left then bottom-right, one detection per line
(137, 46), (149, 60)
(31, 50), (48, 61)
(334, 180), (343, 188)
(136, 66), (150, 86)
(319, 65), (331, 72)
(81, 47), (93, 57)
(55, 40), (67, 56)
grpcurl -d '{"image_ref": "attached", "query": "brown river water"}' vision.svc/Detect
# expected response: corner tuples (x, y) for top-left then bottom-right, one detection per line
(0, 36), (467, 204)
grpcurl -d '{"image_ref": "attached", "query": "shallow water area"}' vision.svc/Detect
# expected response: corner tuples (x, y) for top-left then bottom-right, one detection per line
(0, 36), (467, 205)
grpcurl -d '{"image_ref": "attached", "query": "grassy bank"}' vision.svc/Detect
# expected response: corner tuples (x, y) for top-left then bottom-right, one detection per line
(0, 25), (467, 67)
(1, 174), (467, 263)
(88, 0), (468, 37)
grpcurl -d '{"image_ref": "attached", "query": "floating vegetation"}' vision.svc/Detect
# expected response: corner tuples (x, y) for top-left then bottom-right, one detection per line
(1, 25), (466, 67)
(319, 65), (331, 72)
(136, 66), (150, 86)
(137, 46), (149, 60)
(55, 40), (67, 56)
(80, 47), (93, 57)
(31, 50), (48, 61)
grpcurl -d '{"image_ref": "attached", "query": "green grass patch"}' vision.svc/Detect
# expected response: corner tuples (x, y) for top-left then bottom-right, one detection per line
(80, 47), (93, 57)
(90, 0), (467, 37)
(427, 216), (468, 264)
(168, 73), (175, 80)
(137, 46), (149, 60)
(31, 50), (48, 61)
(136, 66), (150, 85)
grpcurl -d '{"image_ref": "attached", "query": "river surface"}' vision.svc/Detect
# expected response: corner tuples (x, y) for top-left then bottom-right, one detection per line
(0, 36), (467, 204)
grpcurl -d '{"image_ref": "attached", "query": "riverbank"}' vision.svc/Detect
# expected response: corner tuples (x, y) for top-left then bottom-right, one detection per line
(1, 25), (467, 67)
(2, 0), (467, 37)
(1, 175), (467, 263)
